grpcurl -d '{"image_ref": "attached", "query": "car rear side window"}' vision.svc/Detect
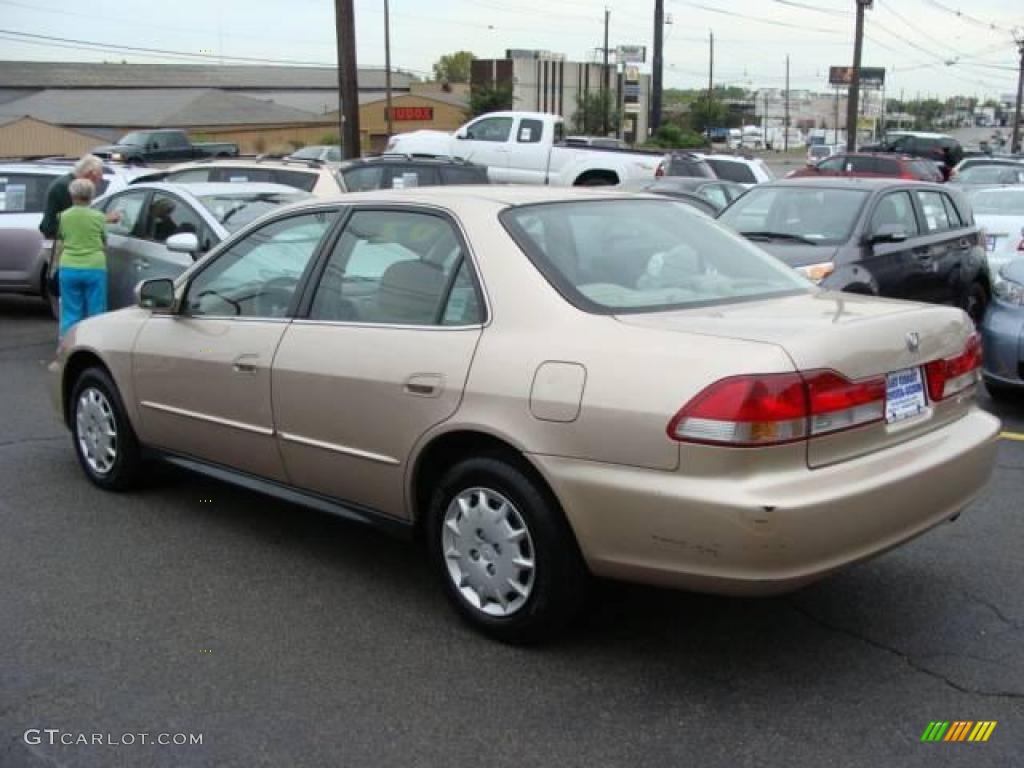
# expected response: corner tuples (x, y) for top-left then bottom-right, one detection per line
(386, 165), (440, 188)
(518, 119), (544, 143)
(166, 168), (213, 184)
(273, 170), (318, 193)
(869, 192), (919, 237)
(704, 159), (756, 184)
(342, 166), (384, 191)
(915, 190), (952, 232)
(309, 210), (478, 325)
(0, 173), (59, 213)
(104, 190), (148, 236)
(848, 156), (877, 174)
(875, 158), (901, 175)
(440, 166), (489, 185)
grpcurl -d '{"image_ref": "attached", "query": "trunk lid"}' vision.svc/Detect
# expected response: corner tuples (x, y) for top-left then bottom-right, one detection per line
(618, 291), (977, 468)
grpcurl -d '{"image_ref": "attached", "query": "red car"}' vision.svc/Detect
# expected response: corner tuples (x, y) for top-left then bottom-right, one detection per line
(788, 152), (943, 182)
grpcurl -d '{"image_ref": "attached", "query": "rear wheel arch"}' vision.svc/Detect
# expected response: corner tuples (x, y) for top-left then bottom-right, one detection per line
(410, 430), (561, 533)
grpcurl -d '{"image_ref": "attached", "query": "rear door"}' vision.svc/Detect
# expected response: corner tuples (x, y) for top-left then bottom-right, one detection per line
(911, 188), (965, 304)
(814, 155), (847, 177)
(271, 207), (484, 518)
(861, 190), (929, 301)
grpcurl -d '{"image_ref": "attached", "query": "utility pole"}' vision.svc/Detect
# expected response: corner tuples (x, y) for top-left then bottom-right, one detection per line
(784, 54), (790, 152)
(603, 8), (611, 135)
(384, 0), (393, 141)
(845, 0), (870, 153)
(334, 0), (361, 159)
(708, 30), (714, 103)
(1012, 28), (1024, 154)
(651, 0), (664, 134)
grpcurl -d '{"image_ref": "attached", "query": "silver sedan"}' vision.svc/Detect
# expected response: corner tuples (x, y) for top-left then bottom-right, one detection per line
(93, 182), (310, 310)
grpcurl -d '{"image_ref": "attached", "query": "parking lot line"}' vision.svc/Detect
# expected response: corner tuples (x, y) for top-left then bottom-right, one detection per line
(1001, 431), (1024, 442)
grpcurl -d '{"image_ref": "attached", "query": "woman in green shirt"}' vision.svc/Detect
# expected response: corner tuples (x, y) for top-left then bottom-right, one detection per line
(57, 178), (109, 338)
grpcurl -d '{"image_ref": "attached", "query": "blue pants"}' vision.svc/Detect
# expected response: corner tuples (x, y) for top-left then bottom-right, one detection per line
(59, 267), (107, 337)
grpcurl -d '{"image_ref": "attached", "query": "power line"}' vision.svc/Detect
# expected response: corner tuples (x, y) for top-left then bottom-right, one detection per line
(669, 1), (846, 35)
(920, 0), (1014, 34)
(769, 0), (850, 18)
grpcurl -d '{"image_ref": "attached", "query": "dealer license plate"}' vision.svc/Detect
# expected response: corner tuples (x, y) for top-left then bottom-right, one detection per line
(886, 367), (927, 423)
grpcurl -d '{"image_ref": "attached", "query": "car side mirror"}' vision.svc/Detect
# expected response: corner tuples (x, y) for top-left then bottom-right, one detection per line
(166, 232), (199, 254)
(455, 128), (468, 140)
(870, 224), (908, 244)
(136, 278), (175, 312)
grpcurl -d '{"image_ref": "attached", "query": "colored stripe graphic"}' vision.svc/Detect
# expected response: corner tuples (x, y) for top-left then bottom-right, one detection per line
(922, 722), (950, 742)
(921, 721), (996, 742)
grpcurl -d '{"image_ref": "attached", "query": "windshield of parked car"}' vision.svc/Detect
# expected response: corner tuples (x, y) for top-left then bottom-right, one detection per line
(290, 146), (328, 161)
(967, 188), (1024, 215)
(118, 132), (146, 147)
(196, 191), (311, 233)
(501, 199), (810, 314)
(718, 186), (869, 246)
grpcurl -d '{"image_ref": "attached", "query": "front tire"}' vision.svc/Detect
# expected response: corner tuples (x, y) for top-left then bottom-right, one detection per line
(70, 367), (142, 491)
(426, 456), (588, 644)
(961, 281), (988, 327)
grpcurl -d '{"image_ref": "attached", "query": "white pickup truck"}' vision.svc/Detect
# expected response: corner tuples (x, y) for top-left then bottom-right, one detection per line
(385, 111), (662, 186)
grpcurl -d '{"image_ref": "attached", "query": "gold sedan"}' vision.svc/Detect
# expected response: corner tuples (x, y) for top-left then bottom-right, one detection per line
(51, 187), (1001, 643)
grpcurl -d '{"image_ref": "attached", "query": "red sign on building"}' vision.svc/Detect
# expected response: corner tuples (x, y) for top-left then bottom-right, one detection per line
(390, 106), (434, 121)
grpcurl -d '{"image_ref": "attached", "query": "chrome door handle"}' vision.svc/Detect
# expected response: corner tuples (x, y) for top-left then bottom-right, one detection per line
(404, 373), (443, 397)
(232, 353), (259, 373)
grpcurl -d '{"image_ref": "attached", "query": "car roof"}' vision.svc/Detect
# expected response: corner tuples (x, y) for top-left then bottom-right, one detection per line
(121, 181), (307, 197)
(763, 177), (942, 191)
(159, 158), (329, 173)
(0, 163), (69, 175)
(339, 154), (486, 169)
(886, 131), (952, 139)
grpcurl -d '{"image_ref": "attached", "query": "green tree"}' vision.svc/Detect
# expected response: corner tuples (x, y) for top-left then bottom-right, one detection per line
(469, 84), (513, 116)
(689, 96), (728, 134)
(433, 51), (474, 83)
(572, 91), (621, 135)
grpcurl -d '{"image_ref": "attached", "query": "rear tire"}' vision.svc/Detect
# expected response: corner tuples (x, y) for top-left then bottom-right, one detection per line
(426, 455), (589, 644)
(40, 266), (58, 320)
(69, 367), (142, 491)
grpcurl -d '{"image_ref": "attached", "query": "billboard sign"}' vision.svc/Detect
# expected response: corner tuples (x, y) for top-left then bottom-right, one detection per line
(829, 66), (885, 88)
(617, 45), (646, 64)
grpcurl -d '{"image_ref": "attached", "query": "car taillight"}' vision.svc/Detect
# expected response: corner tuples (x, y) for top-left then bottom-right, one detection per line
(924, 333), (982, 402)
(667, 370), (885, 447)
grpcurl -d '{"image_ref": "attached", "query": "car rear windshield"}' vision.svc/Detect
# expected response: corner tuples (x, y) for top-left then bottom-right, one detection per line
(0, 173), (61, 214)
(967, 188), (1024, 215)
(704, 159), (757, 184)
(718, 187), (869, 246)
(500, 199), (809, 314)
(196, 191), (311, 233)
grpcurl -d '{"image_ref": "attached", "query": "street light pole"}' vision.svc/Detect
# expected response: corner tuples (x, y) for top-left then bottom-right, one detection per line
(784, 54), (790, 153)
(845, 0), (870, 153)
(651, 0), (664, 134)
(603, 8), (611, 135)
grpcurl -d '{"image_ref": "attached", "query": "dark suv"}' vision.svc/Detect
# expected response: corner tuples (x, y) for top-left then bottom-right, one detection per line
(864, 132), (963, 168)
(717, 178), (990, 323)
(337, 155), (490, 191)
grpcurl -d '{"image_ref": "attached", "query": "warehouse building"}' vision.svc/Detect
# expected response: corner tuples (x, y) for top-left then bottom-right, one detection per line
(0, 61), (469, 156)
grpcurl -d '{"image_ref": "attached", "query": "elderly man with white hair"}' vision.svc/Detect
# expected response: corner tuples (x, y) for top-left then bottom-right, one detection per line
(38, 154), (119, 239)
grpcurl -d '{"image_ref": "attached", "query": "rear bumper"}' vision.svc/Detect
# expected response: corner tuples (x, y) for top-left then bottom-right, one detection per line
(982, 298), (1024, 387)
(531, 408), (1001, 595)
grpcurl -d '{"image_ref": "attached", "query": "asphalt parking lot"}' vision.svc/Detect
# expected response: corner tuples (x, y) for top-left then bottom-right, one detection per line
(2, 293), (1022, 767)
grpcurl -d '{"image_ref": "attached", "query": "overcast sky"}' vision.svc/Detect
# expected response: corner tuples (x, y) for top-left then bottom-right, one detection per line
(0, 0), (1021, 99)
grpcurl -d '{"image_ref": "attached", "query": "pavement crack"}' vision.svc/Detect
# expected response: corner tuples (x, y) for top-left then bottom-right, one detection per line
(962, 591), (1023, 629)
(788, 600), (1024, 700)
